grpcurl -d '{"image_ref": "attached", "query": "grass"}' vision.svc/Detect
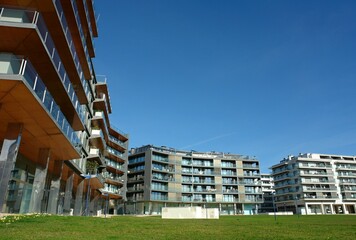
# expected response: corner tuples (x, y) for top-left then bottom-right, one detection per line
(1, 214), (356, 240)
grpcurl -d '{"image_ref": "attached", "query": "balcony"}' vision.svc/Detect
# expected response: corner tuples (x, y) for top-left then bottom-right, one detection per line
(82, 174), (105, 190)
(106, 158), (125, 174)
(106, 146), (125, 162)
(108, 135), (126, 151)
(222, 189), (238, 194)
(299, 163), (332, 169)
(240, 180), (261, 185)
(86, 0), (98, 37)
(102, 172), (124, 186)
(0, 54), (81, 161)
(222, 197), (239, 203)
(109, 124), (129, 141)
(91, 111), (109, 139)
(0, 8), (85, 130)
(192, 161), (213, 167)
(303, 195), (337, 200)
(76, 0), (95, 57)
(221, 163), (236, 168)
(336, 165), (356, 170)
(61, 0), (93, 79)
(338, 172), (356, 178)
(243, 164), (259, 169)
(89, 129), (106, 151)
(192, 179), (215, 184)
(303, 186), (337, 191)
(87, 148), (105, 166)
(341, 187), (356, 192)
(51, 0), (92, 103)
(100, 188), (123, 200)
(221, 171), (237, 176)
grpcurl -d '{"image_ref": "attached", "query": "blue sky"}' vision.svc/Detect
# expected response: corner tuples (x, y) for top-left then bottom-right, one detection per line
(93, 0), (356, 172)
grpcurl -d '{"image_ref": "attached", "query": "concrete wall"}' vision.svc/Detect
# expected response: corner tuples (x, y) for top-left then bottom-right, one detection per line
(162, 207), (219, 219)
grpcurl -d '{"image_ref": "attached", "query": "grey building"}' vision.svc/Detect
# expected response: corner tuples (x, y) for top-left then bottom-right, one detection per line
(126, 145), (263, 215)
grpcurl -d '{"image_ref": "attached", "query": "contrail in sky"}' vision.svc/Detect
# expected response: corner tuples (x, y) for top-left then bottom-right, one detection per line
(180, 132), (236, 150)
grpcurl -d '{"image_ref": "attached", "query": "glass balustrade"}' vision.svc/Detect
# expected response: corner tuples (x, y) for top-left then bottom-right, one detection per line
(106, 146), (124, 158)
(70, 0), (92, 74)
(53, 0), (92, 101)
(0, 8), (85, 123)
(0, 54), (80, 149)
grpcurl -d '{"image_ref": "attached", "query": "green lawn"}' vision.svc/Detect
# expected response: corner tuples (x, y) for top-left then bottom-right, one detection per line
(1, 214), (356, 240)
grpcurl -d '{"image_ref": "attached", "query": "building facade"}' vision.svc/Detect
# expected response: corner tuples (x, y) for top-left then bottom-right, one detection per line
(259, 173), (274, 213)
(127, 145), (262, 215)
(0, 0), (128, 215)
(271, 153), (356, 215)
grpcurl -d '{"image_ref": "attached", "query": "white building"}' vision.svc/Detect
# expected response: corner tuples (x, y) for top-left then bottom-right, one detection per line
(259, 173), (275, 213)
(271, 153), (356, 215)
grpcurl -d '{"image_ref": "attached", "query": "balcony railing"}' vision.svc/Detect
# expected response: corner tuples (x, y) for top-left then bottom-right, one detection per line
(70, 0), (92, 74)
(107, 146), (124, 158)
(53, 0), (91, 101)
(0, 55), (80, 148)
(0, 8), (85, 123)
(109, 135), (126, 148)
(82, 0), (94, 39)
(110, 124), (129, 138)
(105, 158), (125, 170)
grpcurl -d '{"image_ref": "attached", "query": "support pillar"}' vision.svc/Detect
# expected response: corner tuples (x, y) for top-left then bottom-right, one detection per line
(342, 204), (346, 214)
(28, 149), (50, 213)
(74, 179), (84, 216)
(63, 172), (74, 215)
(330, 204), (335, 214)
(0, 123), (23, 213)
(47, 161), (63, 214)
(90, 195), (100, 216)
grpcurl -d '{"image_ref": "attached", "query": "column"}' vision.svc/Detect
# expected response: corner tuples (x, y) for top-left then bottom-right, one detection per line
(74, 178), (84, 216)
(305, 203), (309, 215)
(28, 149), (50, 213)
(63, 172), (74, 215)
(90, 195), (100, 216)
(47, 161), (63, 214)
(330, 204), (335, 214)
(321, 204), (325, 214)
(341, 204), (346, 214)
(0, 123), (23, 213)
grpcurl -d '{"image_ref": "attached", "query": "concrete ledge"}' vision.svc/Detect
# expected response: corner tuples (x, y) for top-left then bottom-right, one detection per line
(162, 207), (219, 219)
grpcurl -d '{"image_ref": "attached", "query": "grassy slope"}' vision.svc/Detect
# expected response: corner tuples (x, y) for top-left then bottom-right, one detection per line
(1, 215), (356, 240)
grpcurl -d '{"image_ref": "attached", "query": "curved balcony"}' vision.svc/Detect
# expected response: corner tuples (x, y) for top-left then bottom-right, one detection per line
(0, 8), (85, 130)
(0, 54), (81, 161)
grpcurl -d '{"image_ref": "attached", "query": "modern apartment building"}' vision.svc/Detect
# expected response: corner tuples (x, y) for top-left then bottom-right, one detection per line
(259, 173), (274, 213)
(271, 153), (356, 215)
(0, 0), (128, 215)
(127, 145), (263, 215)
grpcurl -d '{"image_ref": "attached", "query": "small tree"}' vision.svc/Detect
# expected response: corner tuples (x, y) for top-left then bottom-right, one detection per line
(86, 160), (99, 174)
